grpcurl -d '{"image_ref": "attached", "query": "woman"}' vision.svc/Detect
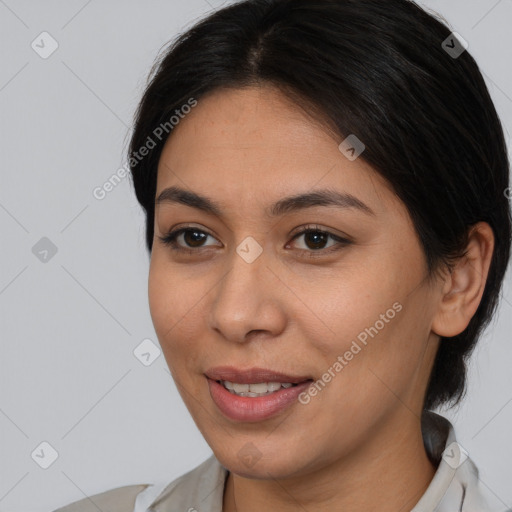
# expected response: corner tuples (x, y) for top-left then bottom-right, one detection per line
(55, 0), (512, 510)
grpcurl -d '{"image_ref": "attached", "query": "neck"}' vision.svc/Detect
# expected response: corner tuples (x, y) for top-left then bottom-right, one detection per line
(223, 412), (437, 512)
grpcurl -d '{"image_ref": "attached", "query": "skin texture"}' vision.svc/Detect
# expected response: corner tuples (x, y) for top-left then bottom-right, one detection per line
(148, 84), (495, 512)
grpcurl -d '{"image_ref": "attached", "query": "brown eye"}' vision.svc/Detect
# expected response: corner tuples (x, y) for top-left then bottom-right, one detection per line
(158, 228), (220, 251)
(289, 227), (351, 256)
(301, 231), (330, 250)
(182, 229), (208, 247)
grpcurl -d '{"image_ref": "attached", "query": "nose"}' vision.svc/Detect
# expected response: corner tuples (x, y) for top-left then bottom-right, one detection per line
(208, 243), (287, 344)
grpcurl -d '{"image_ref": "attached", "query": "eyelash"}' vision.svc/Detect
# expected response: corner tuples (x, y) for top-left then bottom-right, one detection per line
(157, 224), (352, 259)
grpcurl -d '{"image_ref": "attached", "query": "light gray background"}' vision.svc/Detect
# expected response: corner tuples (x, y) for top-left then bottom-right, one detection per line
(0, 1), (511, 511)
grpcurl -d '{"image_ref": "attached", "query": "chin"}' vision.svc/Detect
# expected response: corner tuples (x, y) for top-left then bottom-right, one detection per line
(222, 454), (297, 480)
(209, 438), (313, 480)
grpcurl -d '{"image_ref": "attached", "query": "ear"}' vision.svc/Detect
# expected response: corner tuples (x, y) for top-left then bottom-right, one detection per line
(431, 222), (495, 338)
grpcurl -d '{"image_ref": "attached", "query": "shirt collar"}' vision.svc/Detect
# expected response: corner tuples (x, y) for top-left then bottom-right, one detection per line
(145, 411), (494, 512)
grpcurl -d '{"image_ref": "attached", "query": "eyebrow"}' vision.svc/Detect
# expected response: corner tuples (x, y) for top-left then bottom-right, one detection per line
(155, 185), (375, 217)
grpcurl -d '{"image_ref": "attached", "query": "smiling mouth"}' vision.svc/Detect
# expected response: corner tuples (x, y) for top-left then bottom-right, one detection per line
(206, 372), (315, 422)
(216, 380), (302, 397)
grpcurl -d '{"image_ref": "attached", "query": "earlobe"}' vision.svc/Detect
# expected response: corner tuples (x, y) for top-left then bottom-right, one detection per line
(431, 222), (495, 338)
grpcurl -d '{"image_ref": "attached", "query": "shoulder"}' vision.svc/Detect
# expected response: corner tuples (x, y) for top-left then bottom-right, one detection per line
(419, 411), (511, 512)
(145, 455), (227, 510)
(52, 456), (227, 512)
(52, 484), (150, 512)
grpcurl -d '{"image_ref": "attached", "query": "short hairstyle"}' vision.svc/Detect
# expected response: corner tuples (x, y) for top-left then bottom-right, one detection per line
(128, 0), (511, 411)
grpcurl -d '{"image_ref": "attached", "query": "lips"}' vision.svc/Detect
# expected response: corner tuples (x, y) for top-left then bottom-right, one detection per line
(204, 366), (313, 385)
(204, 366), (314, 422)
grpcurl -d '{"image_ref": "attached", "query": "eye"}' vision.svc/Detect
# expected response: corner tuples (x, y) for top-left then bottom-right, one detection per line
(157, 227), (220, 254)
(287, 225), (352, 257)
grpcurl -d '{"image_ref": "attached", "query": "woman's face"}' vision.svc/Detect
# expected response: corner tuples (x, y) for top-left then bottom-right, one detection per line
(148, 85), (442, 478)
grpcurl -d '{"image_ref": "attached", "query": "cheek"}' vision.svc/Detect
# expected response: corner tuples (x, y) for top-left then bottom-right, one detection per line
(149, 254), (195, 334)
(148, 256), (214, 375)
(293, 261), (403, 360)
(319, 287), (436, 421)
(148, 258), (173, 338)
(148, 258), (189, 357)
(306, 252), (432, 401)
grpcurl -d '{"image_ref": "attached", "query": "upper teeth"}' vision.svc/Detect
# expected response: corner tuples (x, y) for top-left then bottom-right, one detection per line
(222, 381), (295, 396)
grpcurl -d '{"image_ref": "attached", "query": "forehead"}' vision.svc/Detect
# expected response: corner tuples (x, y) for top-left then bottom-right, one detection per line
(156, 85), (396, 216)
(161, 85), (340, 162)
